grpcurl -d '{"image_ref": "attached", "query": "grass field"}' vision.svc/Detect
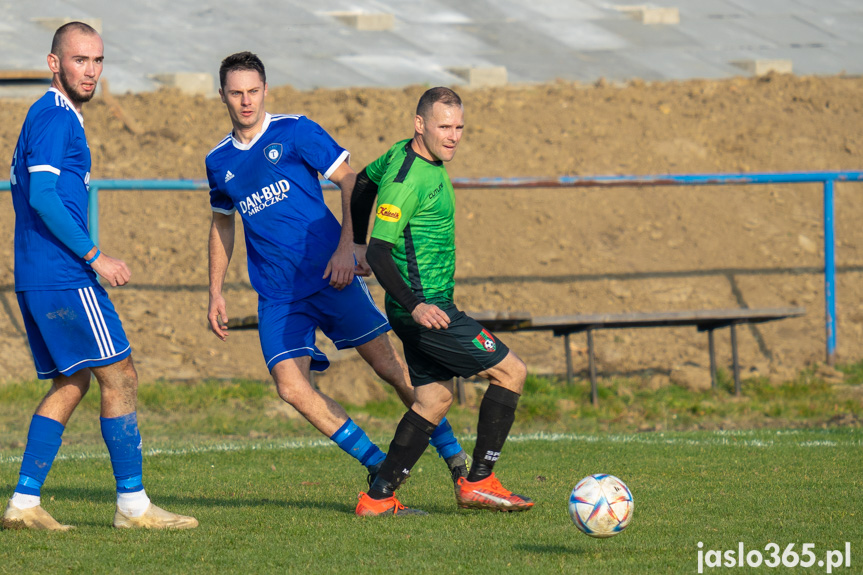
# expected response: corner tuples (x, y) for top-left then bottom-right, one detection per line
(1, 371), (861, 574)
(1, 430), (861, 574)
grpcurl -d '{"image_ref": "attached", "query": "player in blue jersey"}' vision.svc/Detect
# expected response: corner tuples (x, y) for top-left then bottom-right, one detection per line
(206, 52), (468, 497)
(2, 22), (197, 531)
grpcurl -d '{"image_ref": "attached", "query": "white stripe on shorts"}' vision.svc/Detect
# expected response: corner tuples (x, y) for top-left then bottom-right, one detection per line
(78, 288), (113, 357)
(78, 288), (106, 357)
(82, 288), (112, 356)
(86, 287), (117, 355)
(356, 277), (388, 322)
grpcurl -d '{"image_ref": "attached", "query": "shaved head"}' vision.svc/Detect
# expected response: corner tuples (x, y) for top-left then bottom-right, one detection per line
(51, 21), (100, 57)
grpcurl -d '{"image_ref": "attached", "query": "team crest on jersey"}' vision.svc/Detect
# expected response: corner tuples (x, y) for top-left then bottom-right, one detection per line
(376, 204), (401, 222)
(264, 143), (283, 165)
(473, 329), (496, 352)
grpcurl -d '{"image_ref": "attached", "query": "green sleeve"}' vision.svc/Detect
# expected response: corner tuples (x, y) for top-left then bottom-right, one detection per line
(370, 181), (420, 244)
(364, 150), (390, 185)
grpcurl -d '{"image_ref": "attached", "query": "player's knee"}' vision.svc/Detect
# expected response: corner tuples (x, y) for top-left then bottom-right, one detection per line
(496, 354), (527, 394)
(54, 377), (90, 397)
(274, 377), (312, 406)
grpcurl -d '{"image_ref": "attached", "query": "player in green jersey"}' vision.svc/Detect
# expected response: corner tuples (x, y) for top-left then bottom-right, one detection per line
(350, 87), (534, 516)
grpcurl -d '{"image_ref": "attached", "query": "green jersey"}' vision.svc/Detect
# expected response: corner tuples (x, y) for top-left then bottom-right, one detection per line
(368, 139), (456, 316)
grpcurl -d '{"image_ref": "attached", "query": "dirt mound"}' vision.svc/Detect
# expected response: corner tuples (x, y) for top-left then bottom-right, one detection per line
(2, 74), (863, 389)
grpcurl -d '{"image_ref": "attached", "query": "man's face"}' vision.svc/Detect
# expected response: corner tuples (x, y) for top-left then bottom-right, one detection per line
(49, 31), (104, 104)
(220, 69), (267, 132)
(416, 102), (464, 162)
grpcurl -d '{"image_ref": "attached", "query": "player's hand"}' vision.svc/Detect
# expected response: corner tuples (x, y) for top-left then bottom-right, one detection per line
(208, 293), (229, 341)
(353, 243), (372, 277)
(90, 253), (131, 287)
(323, 242), (355, 290)
(411, 303), (450, 330)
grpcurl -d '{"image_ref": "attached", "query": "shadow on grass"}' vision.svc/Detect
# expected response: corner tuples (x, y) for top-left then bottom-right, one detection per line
(48, 485), (357, 515)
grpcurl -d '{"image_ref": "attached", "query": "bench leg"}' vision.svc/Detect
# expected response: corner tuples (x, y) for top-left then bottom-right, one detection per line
(564, 333), (573, 386)
(708, 328), (717, 390)
(730, 323), (741, 396)
(588, 329), (598, 407)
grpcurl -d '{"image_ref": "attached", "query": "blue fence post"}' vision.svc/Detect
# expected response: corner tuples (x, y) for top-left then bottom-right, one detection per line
(823, 179), (837, 365)
(88, 184), (99, 248)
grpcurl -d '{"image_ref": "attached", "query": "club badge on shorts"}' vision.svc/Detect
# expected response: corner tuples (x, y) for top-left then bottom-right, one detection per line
(473, 328), (496, 352)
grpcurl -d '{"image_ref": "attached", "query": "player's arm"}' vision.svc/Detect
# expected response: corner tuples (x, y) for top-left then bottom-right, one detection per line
(208, 211), (235, 341)
(366, 238), (449, 329)
(324, 161), (360, 289)
(349, 167), (378, 276)
(28, 171), (131, 287)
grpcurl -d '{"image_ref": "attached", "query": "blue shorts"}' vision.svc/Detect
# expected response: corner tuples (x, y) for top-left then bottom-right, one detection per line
(17, 285), (132, 380)
(259, 277), (390, 372)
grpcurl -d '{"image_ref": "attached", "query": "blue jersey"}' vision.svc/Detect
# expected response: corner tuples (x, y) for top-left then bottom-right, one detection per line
(206, 113), (349, 304)
(11, 88), (97, 291)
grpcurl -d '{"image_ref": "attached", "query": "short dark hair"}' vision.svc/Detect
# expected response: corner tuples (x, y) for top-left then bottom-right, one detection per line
(416, 87), (462, 119)
(51, 21), (100, 56)
(219, 51), (266, 90)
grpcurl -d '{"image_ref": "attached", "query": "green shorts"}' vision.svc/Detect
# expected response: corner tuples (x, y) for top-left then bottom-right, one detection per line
(387, 303), (510, 386)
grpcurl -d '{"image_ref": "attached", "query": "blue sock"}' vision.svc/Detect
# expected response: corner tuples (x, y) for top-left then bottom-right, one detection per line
(15, 415), (65, 496)
(429, 417), (463, 461)
(330, 418), (386, 468)
(100, 412), (144, 493)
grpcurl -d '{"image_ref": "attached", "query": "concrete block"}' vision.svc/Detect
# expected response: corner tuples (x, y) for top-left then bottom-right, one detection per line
(150, 72), (214, 96)
(32, 17), (103, 34)
(448, 66), (508, 88)
(615, 5), (680, 25)
(731, 59), (793, 76)
(328, 12), (394, 31)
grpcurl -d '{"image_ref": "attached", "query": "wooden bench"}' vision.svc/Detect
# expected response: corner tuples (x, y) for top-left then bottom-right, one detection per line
(470, 308), (806, 405)
(227, 307), (806, 406)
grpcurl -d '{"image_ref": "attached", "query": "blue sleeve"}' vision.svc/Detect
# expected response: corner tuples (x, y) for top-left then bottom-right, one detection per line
(295, 117), (349, 180)
(28, 171), (95, 258)
(25, 107), (70, 174)
(207, 159), (236, 215)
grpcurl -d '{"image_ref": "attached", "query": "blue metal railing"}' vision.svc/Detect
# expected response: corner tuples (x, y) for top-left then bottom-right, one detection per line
(3, 170), (862, 364)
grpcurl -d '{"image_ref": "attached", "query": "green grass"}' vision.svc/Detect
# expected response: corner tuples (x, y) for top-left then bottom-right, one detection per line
(3, 360), (861, 450)
(1, 429), (861, 574)
(0, 365), (861, 573)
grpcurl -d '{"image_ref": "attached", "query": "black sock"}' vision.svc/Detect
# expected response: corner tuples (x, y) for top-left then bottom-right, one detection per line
(368, 409), (436, 499)
(468, 385), (520, 482)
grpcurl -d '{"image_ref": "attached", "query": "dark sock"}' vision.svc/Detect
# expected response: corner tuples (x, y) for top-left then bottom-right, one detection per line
(368, 410), (436, 499)
(468, 385), (520, 482)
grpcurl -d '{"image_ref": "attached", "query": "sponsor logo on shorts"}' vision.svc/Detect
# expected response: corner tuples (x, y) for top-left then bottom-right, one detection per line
(473, 328), (496, 352)
(376, 204), (402, 222)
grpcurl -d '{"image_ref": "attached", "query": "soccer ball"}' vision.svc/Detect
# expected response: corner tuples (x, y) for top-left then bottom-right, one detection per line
(568, 474), (633, 538)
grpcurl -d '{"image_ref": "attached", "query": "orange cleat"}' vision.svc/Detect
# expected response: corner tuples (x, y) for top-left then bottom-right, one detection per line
(456, 473), (534, 512)
(355, 492), (427, 516)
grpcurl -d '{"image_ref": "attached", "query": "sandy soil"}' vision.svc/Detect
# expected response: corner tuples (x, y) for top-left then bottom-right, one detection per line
(1, 74), (863, 396)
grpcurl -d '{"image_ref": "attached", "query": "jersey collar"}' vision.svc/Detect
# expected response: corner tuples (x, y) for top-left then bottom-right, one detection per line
(231, 113), (272, 151)
(48, 87), (84, 127)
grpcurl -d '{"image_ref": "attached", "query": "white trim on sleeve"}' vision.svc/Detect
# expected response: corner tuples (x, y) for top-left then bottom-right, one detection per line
(211, 206), (237, 215)
(323, 150), (350, 180)
(28, 165), (61, 176)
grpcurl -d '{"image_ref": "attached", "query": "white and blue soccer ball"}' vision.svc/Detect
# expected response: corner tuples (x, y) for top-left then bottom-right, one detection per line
(568, 474), (633, 538)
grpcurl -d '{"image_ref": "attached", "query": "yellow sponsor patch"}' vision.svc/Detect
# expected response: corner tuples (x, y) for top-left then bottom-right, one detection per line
(376, 204), (402, 222)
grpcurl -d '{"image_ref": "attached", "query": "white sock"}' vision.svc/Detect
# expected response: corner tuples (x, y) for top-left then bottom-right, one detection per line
(10, 492), (41, 509)
(117, 489), (150, 517)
